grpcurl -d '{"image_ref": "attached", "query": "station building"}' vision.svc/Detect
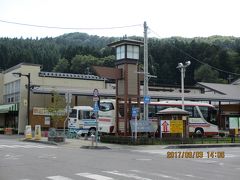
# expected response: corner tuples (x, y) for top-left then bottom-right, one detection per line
(0, 63), (240, 134)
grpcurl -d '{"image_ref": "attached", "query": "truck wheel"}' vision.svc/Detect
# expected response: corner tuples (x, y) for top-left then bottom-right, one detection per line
(195, 128), (204, 137)
(88, 128), (96, 136)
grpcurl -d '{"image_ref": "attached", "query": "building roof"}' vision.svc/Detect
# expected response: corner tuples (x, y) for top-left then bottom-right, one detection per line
(32, 86), (240, 102)
(197, 82), (240, 97)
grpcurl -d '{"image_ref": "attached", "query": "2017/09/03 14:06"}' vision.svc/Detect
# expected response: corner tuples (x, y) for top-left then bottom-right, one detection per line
(167, 151), (225, 159)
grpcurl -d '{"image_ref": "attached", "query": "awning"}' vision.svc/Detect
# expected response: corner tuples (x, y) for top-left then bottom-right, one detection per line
(0, 104), (19, 114)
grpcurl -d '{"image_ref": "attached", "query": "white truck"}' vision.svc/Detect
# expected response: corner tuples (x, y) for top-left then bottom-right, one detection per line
(68, 106), (96, 136)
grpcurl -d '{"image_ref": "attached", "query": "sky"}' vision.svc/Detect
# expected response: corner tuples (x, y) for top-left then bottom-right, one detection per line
(0, 0), (240, 39)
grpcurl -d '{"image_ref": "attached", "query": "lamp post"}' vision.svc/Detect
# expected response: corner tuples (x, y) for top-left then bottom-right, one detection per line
(13, 72), (31, 125)
(176, 61), (191, 110)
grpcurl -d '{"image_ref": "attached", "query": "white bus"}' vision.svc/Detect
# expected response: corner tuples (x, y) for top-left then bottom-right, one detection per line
(68, 106), (97, 135)
(98, 99), (219, 136)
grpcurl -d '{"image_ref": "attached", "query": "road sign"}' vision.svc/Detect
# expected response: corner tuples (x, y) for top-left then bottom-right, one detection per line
(93, 102), (99, 112)
(161, 120), (170, 133)
(93, 88), (99, 97)
(144, 96), (151, 104)
(93, 89), (99, 102)
(65, 92), (72, 103)
(93, 96), (100, 102)
(131, 107), (138, 118)
(130, 120), (154, 132)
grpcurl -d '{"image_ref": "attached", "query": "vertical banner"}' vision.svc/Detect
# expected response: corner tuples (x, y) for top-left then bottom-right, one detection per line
(34, 125), (42, 140)
(25, 125), (32, 139)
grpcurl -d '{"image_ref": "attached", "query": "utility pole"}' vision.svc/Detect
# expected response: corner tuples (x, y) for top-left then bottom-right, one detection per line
(143, 21), (148, 121)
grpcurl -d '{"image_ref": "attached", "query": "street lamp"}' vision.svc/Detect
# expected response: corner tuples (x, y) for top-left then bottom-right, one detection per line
(12, 72), (31, 125)
(176, 61), (191, 110)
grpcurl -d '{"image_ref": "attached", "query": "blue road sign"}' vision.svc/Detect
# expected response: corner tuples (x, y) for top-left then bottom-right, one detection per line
(144, 96), (151, 104)
(132, 107), (138, 117)
(93, 102), (99, 112)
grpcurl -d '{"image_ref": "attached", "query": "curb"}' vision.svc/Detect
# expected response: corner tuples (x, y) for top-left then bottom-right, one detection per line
(21, 138), (59, 146)
(165, 143), (240, 149)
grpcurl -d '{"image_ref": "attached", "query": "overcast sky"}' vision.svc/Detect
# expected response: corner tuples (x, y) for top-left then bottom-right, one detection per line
(0, 0), (240, 39)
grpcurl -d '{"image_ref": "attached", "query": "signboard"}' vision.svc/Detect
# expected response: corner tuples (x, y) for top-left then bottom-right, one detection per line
(65, 92), (72, 103)
(229, 117), (240, 129)
(25, 125), (32, 139)
(44, 116), (50, 125)
(33, 107), (65, 116)
(34, 125), (42, 140)
(144, 96), (151, 104)
(93, 89), (99, 102)
(131, 107), (138, 118)
(93, 102), (99, 113)
(130, 120), (154, 132)
(161, 120), (170, 133)
(170, 120), (183, 133)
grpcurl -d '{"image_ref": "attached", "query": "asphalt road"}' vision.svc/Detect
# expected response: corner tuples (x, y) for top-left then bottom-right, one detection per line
(0, 137), (240, 180)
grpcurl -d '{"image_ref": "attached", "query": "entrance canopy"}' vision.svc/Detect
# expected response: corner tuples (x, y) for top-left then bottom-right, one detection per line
(0, 104), (19, 113)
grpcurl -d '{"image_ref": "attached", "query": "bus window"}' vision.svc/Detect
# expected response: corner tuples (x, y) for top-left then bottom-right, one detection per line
(83, 111), (91, 119)
(149, 105), (157, 117)
(100, 102), (114, 112)
(199, 106), (208, 120)
(78, 110), (81, 119)
(208, 108), (217, 125)
(193, 107), (201, 118)
(185, 106), (193, 117)
(69, 109), (77, 118)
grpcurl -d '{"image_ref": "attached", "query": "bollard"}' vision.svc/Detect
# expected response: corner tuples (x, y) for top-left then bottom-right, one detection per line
(84, 133), (88, 140)
(91, 134), (95, 147)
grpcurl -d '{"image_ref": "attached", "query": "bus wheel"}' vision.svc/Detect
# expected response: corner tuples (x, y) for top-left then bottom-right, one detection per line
(88, 128), (96, 136)
(194, 128), (204, 137)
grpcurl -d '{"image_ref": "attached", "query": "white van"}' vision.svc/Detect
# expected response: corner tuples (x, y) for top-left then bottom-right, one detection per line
(68, 106), (96, 135)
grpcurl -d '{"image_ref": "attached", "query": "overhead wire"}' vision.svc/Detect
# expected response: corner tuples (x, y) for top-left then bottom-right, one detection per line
(0, 19), (142, 30)
(149, 27), (240, 76)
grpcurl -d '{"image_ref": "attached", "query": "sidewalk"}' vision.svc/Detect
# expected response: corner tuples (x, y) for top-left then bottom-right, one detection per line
(2, 134), (240, 150)
(21, 136), (240, 150)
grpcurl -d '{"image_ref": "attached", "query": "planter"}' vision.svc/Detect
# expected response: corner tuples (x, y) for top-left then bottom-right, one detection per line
(48, 136), (65, 143)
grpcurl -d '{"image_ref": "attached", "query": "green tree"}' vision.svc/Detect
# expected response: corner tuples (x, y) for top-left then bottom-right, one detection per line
(47, 91), (66, 129)
(53, 58), (70, 73)
(70, 55), (98, 74)
(194, 64), (220, 83)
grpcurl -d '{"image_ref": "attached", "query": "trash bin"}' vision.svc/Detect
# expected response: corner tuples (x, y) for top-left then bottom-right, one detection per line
(4, 128), (13, 135)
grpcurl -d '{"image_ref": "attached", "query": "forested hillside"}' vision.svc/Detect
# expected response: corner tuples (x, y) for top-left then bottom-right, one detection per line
(0, 33), (240, 85)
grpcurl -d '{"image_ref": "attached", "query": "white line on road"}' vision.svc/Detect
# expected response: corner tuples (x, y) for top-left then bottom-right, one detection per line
(135, 158), (152, 161)
(130, 170), (180, 180)
(103, 170), (152, 180)
(0, 144), (57, 148)
(46, 176), (73, 180)
(76, 173), (114, 180)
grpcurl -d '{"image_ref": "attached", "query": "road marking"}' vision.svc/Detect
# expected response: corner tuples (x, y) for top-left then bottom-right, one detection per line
(46, 176), (73, 180)
(4, 154), (22, 160)
(0, 144), (57, 149)
(76, 173), (114, 180)
(103, 170), (152, 180)
(130, 170), (179, 180)
(135, 158), (152, 161)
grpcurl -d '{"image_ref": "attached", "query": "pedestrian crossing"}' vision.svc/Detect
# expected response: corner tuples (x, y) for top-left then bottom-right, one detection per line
(0, 144), (58, 149)
(19, 170), (193, 180)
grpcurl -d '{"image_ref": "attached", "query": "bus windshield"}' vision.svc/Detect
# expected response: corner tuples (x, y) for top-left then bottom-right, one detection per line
(100, 102), (114, 112)
(69, 109), (77, 118)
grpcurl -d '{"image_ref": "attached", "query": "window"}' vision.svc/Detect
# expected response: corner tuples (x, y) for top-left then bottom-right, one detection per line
(69, 109), (77, 118)
(100, 102), (114, 112)
(116, 45), (125, 60)
(3, 80), (20, 104)
(127, 45), (139, 59)
(83, 111), (91, 119)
